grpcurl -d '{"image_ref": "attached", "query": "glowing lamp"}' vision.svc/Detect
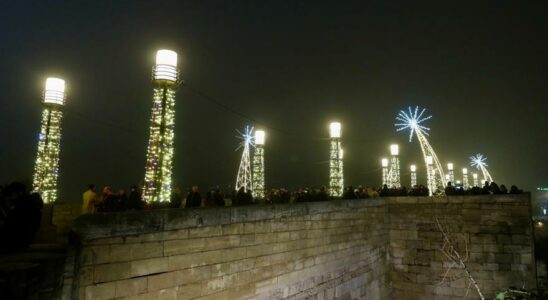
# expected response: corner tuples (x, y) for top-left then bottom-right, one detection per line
(43, 78), (66, 105)
(426, 156), (433, 165)
(445, 174), (450, 181)
(447, 163), (453, 171)
(410, 165), (416, 172)
(472, 173), (478, 179)
(381, 158), (388, 167)
(390, 144), (399, 156)
(154, 49), (178, 82)
(329, 122), (341, 138)
(462, 168), (468, 175)
(255, 130), (265, 145)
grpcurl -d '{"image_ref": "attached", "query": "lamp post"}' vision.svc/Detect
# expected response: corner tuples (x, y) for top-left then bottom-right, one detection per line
(472, 173), (479, 187)
(329, 122), (343, 197)
(252, 130), (265, 199)
(32, 78), (66, 203)
(410, 164), (417, 187)
(381, 158), (389, 186)
(462, 168), (469, 189)
(447, 163), (454, 184)
(142, 49), (179, 203)
(389, 144), (401, 188)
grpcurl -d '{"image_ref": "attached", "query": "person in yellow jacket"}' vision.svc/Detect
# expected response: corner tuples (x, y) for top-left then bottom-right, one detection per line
(81, 184), (98, 214)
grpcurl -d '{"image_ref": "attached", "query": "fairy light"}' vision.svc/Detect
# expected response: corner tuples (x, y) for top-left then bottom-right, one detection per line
(425, 155), (435, 196)
(329, 122), (343, 197)
(32, 77), (66, 203)
(470, 154), (494, 184)
(252, 130), (265, 199)
(447, 163), (454, 185)
(381, 158), (389, 186)
(472, 173), (479, 187)
(410, 164), (417, 187)
(142, 49), (179, 203)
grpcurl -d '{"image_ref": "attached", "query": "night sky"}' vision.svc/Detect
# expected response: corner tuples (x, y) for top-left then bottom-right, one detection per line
(1, 1), (547, 202)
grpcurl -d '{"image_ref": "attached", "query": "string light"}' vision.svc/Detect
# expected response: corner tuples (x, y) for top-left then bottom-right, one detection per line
(142, 50), (179, 203)
(410, 164), (417, 187)
(235, 126), (254, 192)
(447, 163), (454, 184)
(252, 130), (265, 199)
(470, 154), (494, 184)
(389, 144), (401, 188)
(32, 78), (66, 203)
(472, 173), (479, 187)
(462, 168), (469, 189)
(329, 122), (343, 197)
(381, 158), (389, 186)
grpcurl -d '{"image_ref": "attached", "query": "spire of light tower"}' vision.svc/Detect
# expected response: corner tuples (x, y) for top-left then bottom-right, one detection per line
(410, 164), (417, 187)
(389, 144), (401, 188)
(381, 158), (389, 186)
(447, 163), (454, 184)
(142, 49), (180, 203)
(32, 77), (67, 203)
(462, 168), (469, 189)
(235, 126), (254, 193)
(395, 106), (446, 195)
(252, 130), (265, 199)
(329, 122), (343, 197)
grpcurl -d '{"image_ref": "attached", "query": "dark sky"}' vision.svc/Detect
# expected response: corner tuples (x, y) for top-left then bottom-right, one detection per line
(1, 0), (547, 201)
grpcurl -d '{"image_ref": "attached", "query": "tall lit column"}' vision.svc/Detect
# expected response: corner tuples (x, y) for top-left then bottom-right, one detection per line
(472, 173), (479, 187)
(329, 122), (343, 197)
(381, 158), (389, 186)
(142, 49), (179, 203)
(447, 163), (454, 184)
(410, 165), (417, 187)
(252, 130), (265, 199)
(32, 78), (66, 203)
(462, 168), (469, 189)
(389, 144), (401, 188)
(426, 156), (434, 196)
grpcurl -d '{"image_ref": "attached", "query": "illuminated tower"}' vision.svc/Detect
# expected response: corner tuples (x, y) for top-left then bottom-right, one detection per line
(235, 126), (254, 192)
(252, 130), (265, 199)
(470, 154), (494, 184)
(462, 168), (469, 189)
(447, 163), (454, 184)
(381, 158), (389, 186)
(32, 78), (66, 203)
(425, 156), (435, 196)
(410, 164), (417, 187)
(472, 173), (479, 187)
(389, 144), (401, 188)
(395, 106), (446, 194)
(329, 122), (343, 197)
(142, 50), (179, 203)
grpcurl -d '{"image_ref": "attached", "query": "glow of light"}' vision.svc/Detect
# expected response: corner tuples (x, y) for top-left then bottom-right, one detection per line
(329, 122), (341, 138)
(255, 130), (265, 145)
(382, 158), (388, 167)
(395, 106), (432, 142)
(44, 77), (66, 105)
(410, 165), (416, 172)
(236, 126), (254, 193)
(462, 168), (468, 174)
(154, 49), (178, 82)
(426, 156), (433, 165)
(472, 173), (478, 179)
(447, 163), (453, 171)
(445, 174), (450, 181)
(390, 144), (399, 155)
(537, 221), (544, 227)
(456, 180), (461, 184)
(543, 208), (546, 215)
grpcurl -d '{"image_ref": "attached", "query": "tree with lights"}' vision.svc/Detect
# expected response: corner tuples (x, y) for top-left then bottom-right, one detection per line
(395, 106), (446, 196)
(329, 122), (344, 197)
(252, 130), (265, 199)
(235, 126), (254, 193)
(142, 50), (179, 203)
(470, 154), (493, 184)
(32, 78), (66, 203)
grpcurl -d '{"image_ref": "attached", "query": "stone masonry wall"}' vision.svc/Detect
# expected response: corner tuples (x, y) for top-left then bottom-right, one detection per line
(69, 194), (534, 300)
(388, 194), (535, 299)
(71, 199), (390, 299)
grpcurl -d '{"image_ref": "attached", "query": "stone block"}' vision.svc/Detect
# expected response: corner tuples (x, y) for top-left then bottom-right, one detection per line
(130, 257), (169, 277)
(94, 262), (130, 283)
(114, 277), (147, 297)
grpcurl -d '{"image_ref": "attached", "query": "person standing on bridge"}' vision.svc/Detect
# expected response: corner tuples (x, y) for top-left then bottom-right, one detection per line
(81, 184), (98, 214)
(185, 185), (202, 208)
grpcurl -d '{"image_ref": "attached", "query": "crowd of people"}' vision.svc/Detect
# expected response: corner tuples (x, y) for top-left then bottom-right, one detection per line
(79, 180), (525, 214)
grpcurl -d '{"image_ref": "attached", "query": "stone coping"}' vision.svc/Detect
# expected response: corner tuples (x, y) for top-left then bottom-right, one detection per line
(71, 194), (529, 241)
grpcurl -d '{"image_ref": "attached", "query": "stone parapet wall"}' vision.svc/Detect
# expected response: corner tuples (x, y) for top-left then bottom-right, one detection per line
(70, 194), (534, 300)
